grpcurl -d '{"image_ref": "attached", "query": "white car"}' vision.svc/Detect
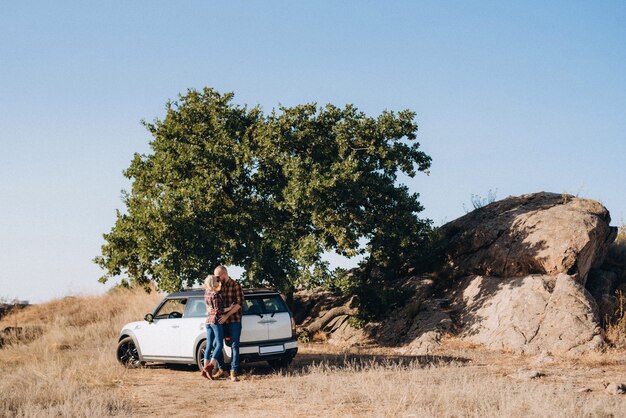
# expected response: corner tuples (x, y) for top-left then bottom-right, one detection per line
(116, 288), (298, 370)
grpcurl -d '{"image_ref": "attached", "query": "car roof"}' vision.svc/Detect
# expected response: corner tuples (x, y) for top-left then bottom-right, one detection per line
(166, 287), (280, 298)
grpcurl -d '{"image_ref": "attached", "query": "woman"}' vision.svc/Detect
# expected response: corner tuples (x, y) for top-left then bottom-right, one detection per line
(201, 274), (234, 379)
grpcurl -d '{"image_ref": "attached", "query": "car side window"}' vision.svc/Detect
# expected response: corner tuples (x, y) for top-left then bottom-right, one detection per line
(184, 298), (207, 318)
(154, 299), (186, 319)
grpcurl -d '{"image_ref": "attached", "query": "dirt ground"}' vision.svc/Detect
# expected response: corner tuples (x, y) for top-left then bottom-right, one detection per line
(118, 342), (626, 417)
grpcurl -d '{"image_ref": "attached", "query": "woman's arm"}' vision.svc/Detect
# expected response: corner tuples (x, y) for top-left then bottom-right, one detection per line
(212, 294), (224, 316)
(205, 295), (216, 315)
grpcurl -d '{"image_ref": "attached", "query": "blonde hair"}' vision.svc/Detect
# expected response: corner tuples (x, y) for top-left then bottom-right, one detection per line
(203, 275), (221, 292)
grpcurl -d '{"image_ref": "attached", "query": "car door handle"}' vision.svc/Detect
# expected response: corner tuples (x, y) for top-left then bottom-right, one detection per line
(171, 325), (180, 328)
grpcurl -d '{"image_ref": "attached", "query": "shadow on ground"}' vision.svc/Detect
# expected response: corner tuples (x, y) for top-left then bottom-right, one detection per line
(145, 351), (470, 376)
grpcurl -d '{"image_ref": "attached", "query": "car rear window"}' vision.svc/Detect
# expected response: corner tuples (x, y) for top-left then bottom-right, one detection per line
(243, 295), (288, 315)
(183, 294), (289, 317)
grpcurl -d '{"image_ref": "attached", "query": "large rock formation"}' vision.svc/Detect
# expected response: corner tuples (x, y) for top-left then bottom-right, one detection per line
(444, 192), (616, 354)
(436, 192), (616, 284)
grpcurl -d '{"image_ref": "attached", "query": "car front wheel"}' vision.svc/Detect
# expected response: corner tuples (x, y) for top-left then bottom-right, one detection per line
(116, 336), (144, 368)
(196, 340), (207, 371)
(196, 340), (230, 370)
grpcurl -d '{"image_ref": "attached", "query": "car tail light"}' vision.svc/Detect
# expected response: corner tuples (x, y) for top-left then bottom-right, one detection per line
(291, 317), (296, 338)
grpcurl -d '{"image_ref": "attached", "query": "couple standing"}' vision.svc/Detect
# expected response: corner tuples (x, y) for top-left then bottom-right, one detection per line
(201, 265), (244, 382)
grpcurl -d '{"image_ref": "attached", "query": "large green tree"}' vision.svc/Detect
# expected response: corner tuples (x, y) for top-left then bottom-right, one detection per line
(95, 87), (432, 294)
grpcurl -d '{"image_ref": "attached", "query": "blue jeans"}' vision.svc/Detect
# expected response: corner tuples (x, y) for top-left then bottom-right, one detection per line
(204, 323), (224, 367)
(216, 321), (242, 373)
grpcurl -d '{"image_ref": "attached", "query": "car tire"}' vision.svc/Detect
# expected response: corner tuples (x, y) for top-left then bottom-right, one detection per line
(196, 340), (207, 371)
(267, 357), (293, 369)
(116, 336), (144, 368)
(197, 340), (231, 370)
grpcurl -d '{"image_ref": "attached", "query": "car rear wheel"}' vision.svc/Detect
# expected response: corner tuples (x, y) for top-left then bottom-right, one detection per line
(116, 336), (144, 368)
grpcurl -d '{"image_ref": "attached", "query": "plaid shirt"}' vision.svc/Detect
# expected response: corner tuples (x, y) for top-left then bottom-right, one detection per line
(219, 277), (244, 323)
(204, 290), (224, 324)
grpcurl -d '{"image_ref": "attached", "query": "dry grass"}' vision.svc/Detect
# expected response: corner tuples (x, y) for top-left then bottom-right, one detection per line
(121, 343), (626, 418)
(276, 361), (622, 417)
(606, 290), (626, 348)
(1, 289), (626, 417)
(0, 287), (160, 417)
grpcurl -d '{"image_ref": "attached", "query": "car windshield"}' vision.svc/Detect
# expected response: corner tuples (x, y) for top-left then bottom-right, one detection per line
(243, 295), (288, 315)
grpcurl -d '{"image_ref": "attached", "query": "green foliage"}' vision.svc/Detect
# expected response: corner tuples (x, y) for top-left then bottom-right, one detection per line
(347, 316), (365, 329)
(95, 87), (431, 294)
(325, 267), (411, 320)
(297, 329), (311, 343)
(322, 268), (354, 294)
(354, 276), (410, 319)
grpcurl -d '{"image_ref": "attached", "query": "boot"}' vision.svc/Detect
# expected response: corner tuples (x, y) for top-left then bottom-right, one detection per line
(200, 362), (214, 380)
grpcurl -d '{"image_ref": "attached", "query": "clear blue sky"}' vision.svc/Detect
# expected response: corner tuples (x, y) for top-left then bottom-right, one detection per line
(1, 1), (625, 303)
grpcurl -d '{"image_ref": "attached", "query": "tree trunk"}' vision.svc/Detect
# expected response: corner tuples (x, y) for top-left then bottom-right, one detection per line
(305, 297), (357, 334)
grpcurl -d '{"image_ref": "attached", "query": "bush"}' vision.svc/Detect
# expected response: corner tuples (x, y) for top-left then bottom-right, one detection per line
(323, 266), (410, 320)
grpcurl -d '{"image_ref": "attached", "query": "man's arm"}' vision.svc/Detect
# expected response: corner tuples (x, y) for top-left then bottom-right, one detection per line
(219, 305), (239, 323)
(234, 282), (244, 312)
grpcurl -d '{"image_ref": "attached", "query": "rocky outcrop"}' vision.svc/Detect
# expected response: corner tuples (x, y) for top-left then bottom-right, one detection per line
(437, 192), (616, 284)
(457, 274), (603, 354)
(441, 192), (616, 355)
(294, 192), (618, 356)
(293, 276), (453, 353)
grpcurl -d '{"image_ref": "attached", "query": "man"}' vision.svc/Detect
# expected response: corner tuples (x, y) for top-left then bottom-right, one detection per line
(213, 265), (244, 382)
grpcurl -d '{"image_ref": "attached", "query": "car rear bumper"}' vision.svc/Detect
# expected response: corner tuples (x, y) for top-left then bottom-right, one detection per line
(238, 338), (298, 362)
(241, 347), (298, 363)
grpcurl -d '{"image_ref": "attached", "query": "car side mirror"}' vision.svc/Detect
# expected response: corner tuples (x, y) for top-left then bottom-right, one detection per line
(144, 313), (154, 323)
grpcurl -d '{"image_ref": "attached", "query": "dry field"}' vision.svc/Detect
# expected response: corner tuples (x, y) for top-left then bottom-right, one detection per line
(1, 289), (626, 417)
